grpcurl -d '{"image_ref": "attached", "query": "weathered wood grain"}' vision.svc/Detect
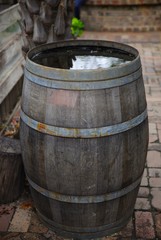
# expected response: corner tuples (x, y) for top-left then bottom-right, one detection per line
(0, 58), (24, 107)
(0, 34), (22, 82)
(0, 4), (20, 33)
(0, 5), (24, 123)
(0, 77), (23, 123)
(0, 137), (25, 203)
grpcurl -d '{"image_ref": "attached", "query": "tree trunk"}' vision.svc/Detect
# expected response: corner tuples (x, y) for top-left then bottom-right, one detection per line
(18, 0), (74, 55)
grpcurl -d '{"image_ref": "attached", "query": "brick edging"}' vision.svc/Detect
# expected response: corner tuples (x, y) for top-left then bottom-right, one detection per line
(82, 3), (161, 32)
(85, 0), (161, 6)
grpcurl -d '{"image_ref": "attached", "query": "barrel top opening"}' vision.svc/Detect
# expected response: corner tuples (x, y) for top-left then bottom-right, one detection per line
(26, 40), (141, 81)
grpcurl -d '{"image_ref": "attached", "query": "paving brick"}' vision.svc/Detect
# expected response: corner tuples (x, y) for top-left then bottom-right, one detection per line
(43, 230), (65, 240)
(138, 187), (150, 198)
(28, 212), (48, 234)
(135, 211), (155, 239)
(0, 233), (47, 240)
(149, 134), (158, 143)
(143, 168), (148, 177)
(149, 168), (161, 177)
(145, 86), (151, 95)
(154, 213), (161, 238)
(149, 123), (157, 135)
(119, 218), (134, 237)
(148, 143), (161, 152)
(147, 102), (161, 123)
(158, 130), (161, 143)
(135, 198), (151, 210)
(21, 233), (47, 240)
(0, 233), (22, 240)
(103, 237), (119, 240)
(8, 205), (32, 233)
(151, 188), (161, 210)
(147, 151), (161, 168)
(151, 87), (161, 98)
(140, 176), (148, 186)
(157, 123), (161, 130)
(149, 178), (161, 187)
(0, 205), (15, 232)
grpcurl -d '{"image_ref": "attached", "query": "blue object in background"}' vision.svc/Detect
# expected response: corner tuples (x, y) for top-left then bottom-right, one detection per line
(74, 0), (86, 19)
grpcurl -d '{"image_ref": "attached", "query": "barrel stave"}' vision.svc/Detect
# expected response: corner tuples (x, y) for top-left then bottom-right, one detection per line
(20, 119), (148, 196)
(22, 75), (146, 129)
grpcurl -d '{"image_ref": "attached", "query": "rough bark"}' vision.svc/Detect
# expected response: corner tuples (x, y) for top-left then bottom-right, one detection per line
(18, 0), (74, 55)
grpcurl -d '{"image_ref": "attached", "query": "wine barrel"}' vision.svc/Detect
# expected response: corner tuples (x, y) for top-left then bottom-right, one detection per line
(20, 40), (149, 239)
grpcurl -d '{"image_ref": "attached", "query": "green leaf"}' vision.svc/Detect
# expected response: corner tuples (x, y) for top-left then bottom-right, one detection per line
(71, 17), (84, 37)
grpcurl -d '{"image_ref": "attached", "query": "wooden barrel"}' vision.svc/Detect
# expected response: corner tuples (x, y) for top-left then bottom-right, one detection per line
(20, 40), (149, 239)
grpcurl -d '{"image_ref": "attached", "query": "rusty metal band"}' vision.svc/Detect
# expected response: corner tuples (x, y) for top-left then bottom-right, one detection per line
(27, 175), (142, 204)
(20, 108), (147, 138)
(25, 67), (142, 90)
(37, 209), (131, 234)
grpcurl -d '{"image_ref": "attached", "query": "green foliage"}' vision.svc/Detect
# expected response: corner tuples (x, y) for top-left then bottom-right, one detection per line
(71, 17), (84, 38)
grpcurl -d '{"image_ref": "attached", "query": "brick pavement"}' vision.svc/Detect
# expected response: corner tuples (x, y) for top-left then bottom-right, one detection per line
(1, 31), (161, 240)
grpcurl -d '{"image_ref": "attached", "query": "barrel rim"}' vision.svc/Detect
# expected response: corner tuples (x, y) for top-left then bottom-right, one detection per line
(26, 40), (141, 81)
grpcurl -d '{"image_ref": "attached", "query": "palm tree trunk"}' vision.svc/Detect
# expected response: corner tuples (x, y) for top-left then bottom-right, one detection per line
(18, 0), (74, 55)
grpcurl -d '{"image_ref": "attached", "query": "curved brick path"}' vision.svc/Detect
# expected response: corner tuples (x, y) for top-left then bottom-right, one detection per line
(0, 31), (161, 240)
